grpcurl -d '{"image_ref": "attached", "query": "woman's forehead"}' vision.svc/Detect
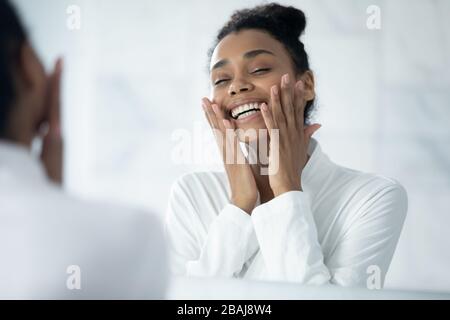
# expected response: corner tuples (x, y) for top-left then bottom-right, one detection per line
(211, 30), (285, 67)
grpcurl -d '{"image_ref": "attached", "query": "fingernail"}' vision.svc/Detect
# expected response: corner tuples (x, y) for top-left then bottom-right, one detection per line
(261, 103), (268, 111)
(283, 74), (290, 85)
(212, 104), (220, 113)
(271, 86), (278, 96)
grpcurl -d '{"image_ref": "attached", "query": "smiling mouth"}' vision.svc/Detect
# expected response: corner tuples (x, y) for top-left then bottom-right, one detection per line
(230, 102), (263, 120)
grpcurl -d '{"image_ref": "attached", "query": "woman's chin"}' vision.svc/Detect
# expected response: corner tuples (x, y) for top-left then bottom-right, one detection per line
(236, 124), (269, 143)
(234, 112), (267, 131)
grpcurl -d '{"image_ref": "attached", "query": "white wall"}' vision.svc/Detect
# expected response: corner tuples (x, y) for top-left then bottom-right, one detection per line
(12, 0), (450, 292)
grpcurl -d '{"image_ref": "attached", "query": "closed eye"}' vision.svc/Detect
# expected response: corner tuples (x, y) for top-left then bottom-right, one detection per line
(214, 79), (230, 86)
(251, 68), (271, 74)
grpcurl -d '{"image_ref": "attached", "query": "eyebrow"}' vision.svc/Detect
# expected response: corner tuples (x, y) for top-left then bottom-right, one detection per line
(211, 49), (275, 71)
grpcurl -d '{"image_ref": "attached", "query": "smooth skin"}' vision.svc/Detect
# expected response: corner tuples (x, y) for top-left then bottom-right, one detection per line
(202, 30), (321, 214)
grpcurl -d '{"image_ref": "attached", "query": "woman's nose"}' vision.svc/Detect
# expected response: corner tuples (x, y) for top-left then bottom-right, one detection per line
(228, 80), (254, 96)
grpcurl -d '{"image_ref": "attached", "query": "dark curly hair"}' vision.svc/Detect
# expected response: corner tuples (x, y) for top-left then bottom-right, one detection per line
(209, 3), (315, 124)
(0, 0), (27, 138)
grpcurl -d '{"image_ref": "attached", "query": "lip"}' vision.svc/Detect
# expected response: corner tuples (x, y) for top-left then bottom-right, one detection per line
(232, 109), (263, 124)
(226, 98), (267, 121)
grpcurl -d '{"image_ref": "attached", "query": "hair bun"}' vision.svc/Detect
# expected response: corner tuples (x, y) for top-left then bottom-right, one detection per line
(266, 3), (307, 40)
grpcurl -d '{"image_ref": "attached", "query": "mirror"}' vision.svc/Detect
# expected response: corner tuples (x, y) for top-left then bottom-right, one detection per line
(4, 0), (449, 299)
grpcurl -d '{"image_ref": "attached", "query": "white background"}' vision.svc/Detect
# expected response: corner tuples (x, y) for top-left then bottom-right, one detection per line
(12, 0), (450, 292)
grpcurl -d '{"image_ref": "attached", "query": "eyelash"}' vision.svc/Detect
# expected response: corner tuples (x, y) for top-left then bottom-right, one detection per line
(214, 68), (272, 86)
(251, 68), (271, 74)
(214, 79), (229, 86)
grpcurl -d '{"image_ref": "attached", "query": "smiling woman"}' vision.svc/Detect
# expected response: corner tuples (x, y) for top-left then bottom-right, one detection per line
(208, 4), (315, 128)
(165, 3), (408, 287)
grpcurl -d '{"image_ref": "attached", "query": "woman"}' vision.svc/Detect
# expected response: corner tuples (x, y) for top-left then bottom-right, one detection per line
(166, 3), (407, 287)
(0, 0), (167, 298)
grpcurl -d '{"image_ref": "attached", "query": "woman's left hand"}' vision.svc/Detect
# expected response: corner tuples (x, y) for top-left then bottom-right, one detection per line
(260, 73), (321, 197)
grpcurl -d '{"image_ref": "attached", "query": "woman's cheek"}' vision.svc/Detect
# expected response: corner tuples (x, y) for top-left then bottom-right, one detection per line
(211, 88), (226, 105)
(257, 78), (279, 94)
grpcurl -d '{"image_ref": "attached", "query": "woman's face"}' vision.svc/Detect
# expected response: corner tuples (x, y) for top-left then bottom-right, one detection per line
(209, 29), (314, 137)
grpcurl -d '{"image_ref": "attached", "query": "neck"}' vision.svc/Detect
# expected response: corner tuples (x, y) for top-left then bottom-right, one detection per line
(250, 164), (274, 204)
(245, 141), (311, 204)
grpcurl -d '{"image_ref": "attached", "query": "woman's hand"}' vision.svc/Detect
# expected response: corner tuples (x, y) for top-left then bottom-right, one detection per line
(260, 73), (321, 197)
(40, 58), (63, 184)
(202, 98), (258, 214)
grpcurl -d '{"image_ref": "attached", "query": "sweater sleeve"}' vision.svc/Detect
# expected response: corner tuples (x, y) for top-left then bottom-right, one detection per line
(251, 183), (407, 287)
(165, 175), (259, 278)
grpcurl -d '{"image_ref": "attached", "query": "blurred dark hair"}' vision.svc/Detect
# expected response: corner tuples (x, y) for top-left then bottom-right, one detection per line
(0, 0), (27, 137)
(209, 3), (315, 124)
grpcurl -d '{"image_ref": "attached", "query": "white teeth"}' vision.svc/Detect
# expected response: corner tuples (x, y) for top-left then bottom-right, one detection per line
(239, 110), (257, 119)
(231, 103), (262, 119)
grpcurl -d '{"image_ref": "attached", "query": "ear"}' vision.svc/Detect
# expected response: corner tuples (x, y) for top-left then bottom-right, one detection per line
(297, 70), (315, 102)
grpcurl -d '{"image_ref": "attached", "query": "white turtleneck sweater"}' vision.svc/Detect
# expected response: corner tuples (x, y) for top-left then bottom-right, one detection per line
(165, 138), (407, 287)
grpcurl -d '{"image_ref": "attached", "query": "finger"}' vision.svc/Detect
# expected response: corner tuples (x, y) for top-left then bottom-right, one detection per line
(48, 58), (63, 137)
(260, 102), (275, 138)
(294, 80), (307, 132)
(212, 103), (229, 145)
(202, 98), (213, 127)
(208, 102), (230, 152)
(222, 118), (236, 140)
(222, 118), (244, 165)
(212, 103), (227, 131)
(202, 98), (219, 129)
(270, 85), (285, 129)
(222, 118), (233, 130)
(280, 73), (296, 129)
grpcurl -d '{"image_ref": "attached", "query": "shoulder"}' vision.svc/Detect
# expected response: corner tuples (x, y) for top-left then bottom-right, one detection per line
(342, 166), (407, 199)
(42, 185), (162, 237)
(332, 165), (408, 218)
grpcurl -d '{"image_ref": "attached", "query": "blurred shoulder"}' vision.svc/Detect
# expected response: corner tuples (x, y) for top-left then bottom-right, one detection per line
(43, 184), (162, 235)
(332, 164), (408, 215)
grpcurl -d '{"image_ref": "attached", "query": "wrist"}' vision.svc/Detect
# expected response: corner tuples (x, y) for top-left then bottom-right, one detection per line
(231, 196), (255, 215)
(272, 181), (302, 197)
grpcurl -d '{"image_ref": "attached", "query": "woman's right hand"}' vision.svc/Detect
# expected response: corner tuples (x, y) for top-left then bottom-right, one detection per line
(202, 98), (258, 214)
(40, 58), (63, 185)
